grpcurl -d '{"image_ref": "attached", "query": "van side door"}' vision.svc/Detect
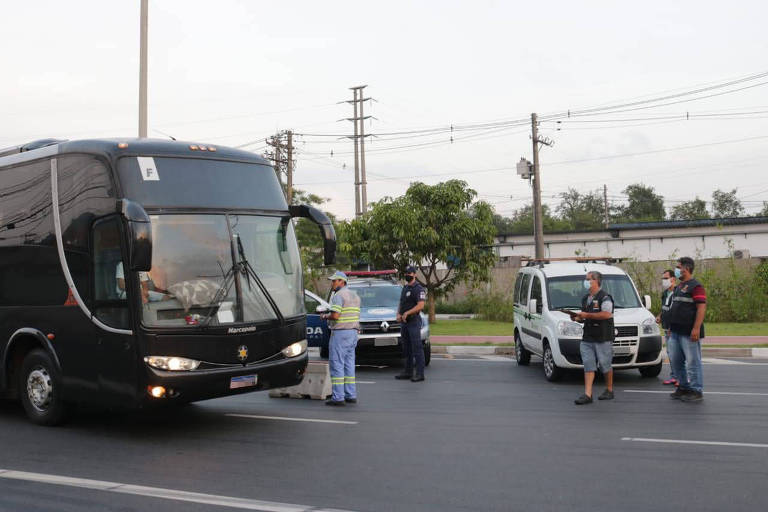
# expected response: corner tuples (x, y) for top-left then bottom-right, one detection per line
(527, 274), (545, 355)
(516, 273), (535, 352)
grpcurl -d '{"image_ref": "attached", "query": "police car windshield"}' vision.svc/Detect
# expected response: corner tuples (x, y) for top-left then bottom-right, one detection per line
(547, 275), (641, 310)
(349, 284), (403, 308)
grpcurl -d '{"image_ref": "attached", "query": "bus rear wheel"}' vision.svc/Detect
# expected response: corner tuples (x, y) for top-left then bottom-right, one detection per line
(19, 349), (67, 426)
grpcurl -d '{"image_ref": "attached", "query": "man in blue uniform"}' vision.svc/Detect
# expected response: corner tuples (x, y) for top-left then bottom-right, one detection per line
(395, 265), (427, 382)
(321, 271), (361, 406)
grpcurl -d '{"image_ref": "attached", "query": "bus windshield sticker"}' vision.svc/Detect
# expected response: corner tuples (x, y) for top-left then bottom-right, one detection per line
(137, 157), (160, 181)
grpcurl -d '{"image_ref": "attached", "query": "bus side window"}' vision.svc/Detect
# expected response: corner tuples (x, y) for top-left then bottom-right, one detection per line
(92, 216), (130, 329)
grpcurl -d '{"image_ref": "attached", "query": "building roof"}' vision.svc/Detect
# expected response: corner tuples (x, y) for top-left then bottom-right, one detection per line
(608, 216), (768, 231)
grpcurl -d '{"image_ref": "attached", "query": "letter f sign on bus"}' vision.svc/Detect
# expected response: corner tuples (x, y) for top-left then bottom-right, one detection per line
(137, 156), (160, 181)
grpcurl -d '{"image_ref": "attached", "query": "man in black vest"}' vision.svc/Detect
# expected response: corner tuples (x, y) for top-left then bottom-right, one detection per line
(667, 256), (707, 402)
(656, 269), (678, 385)
(572, 271), (615, 405)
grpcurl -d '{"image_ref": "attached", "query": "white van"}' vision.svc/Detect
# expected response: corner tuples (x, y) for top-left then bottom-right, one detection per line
(512, 260), (663, 381)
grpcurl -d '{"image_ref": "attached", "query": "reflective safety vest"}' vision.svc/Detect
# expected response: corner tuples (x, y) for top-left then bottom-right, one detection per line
(329, 287), (361, 330)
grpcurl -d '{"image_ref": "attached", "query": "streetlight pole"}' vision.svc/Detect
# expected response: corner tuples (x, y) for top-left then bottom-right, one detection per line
(138, 0), (148, 138)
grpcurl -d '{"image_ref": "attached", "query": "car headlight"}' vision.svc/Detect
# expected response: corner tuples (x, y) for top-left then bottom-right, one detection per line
(558, 320), (583, 337)
(144, 356), (201, 371)
(282, 339), (308, 358)
(641, 318), (660, 335)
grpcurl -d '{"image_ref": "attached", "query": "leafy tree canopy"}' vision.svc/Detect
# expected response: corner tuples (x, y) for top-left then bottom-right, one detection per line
(669, 197), (710, 221)
(557, 188), (605, 230)
(344, 180), (497, 321)
(711, 188), (745, 218)
(614, 183), (665, 222)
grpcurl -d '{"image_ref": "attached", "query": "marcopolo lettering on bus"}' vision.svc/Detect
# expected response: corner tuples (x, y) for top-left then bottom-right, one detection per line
(227, 326), (259, 334)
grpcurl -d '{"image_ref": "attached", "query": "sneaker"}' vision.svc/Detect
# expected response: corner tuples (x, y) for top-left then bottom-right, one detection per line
(395, 373), (412, 380)
(325, 399), (345, 406)
(662, 378), (679, 386)
(411, 375), (425, 382)
(681, 391), (704, 402)
(670, 388), (688, 400)
(598, 389), (615, 400)
(574, 394), (593, 405)
(344, 397), (357, 404)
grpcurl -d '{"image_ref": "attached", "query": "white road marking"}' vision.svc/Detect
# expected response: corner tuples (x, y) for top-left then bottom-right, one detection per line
(356, 380), (376, 384)
(226, 414), (358, 425)
(436, 356), (512, 362)
(0, 469), (356, 511)
(623, 389), (768, 396)
(621, 437), (768, 449)
(702, 357), (750, 365)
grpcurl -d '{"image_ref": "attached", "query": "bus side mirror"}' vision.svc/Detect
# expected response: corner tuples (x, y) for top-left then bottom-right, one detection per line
(290, 204), (337, 265)
(119, 199), (152, 272)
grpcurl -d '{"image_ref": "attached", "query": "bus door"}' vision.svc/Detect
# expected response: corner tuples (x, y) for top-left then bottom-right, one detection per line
(90, 216), (139, 403)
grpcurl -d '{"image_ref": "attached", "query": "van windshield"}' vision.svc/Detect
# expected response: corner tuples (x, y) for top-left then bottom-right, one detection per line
(547, 275), (641, 310)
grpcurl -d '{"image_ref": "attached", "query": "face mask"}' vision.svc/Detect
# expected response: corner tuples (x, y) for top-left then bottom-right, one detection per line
(674, 268), (682, 279)
(583, 280), (591, 290)
(405, 275), (415, 283)
(662, 278), (671, 290)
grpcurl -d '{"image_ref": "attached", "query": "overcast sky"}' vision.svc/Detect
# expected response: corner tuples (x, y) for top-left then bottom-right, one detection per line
(3, 1), (768, 220)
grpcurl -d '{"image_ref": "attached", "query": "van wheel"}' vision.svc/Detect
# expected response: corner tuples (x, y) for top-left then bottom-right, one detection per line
(514, 332), (530, 366)
(639, 362), (662, 378)
(19, 349), (67, 426)
(423, 341), (431, 367)
(542, 343), (563, 382)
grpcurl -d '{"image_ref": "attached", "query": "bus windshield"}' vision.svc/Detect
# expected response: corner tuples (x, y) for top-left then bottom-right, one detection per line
(140, 214), (302, 327)
(546, 275), (641, 310)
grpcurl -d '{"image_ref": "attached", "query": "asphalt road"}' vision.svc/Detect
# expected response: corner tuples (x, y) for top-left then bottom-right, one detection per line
(0, 356), (767, 512)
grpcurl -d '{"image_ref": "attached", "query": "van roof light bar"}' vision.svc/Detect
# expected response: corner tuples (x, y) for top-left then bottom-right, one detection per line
(345, 269), (398, 277)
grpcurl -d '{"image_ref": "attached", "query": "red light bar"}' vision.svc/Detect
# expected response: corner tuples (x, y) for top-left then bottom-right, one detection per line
(345, 270), (398, 277)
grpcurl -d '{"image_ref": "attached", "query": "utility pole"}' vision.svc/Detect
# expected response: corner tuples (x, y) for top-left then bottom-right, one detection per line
(344, 85), (374, 217)
(603, 184), (609, 227)
(265, 130), (294, 202)
(530, 113), (547, 259)
(138, 0), (148, 138)
(352, 88), (361, 216)
(286, 130), (293, 205)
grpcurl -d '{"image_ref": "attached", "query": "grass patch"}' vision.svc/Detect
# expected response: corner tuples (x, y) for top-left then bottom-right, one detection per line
(429, 319), (513, 336)
(429, 319), (768, 337)
(704, 322), (768, 336)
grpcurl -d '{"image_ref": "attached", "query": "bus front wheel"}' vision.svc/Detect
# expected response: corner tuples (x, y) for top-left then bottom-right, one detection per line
(19, 349), (67, 426)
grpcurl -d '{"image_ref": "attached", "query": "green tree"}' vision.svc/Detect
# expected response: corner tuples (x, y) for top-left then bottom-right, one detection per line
(344, 180), (497, 322)
(669, 197), (710, 221)
(711, 189), (744, 218)
(496, 203), (569, 235)
(760, 201), (768, 217)
(291, 189), (344, 293)
(557, 188), (605, 230)
(615, 183), (665, 222)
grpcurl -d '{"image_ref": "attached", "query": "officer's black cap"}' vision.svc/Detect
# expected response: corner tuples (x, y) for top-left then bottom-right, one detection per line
(405, 265), (417, 274)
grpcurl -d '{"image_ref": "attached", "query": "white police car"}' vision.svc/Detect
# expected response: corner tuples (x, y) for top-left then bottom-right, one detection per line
(512, 260), (663, 381)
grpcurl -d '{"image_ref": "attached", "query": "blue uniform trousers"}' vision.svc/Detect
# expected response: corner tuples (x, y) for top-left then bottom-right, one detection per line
(329, 329), (358, 402)
(401, 318), (424, 377)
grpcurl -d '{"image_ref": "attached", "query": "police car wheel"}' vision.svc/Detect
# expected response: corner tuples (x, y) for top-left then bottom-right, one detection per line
(542, 343), (563, 382)
(423, 341), (431, 367)
(514, 332), (530, 366)
(638, 362), (662, 378)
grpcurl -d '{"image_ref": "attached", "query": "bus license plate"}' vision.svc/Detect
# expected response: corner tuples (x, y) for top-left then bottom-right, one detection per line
(230, 374), (258, 389)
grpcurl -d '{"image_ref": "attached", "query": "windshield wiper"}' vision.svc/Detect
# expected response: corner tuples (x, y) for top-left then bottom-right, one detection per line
(199, 262), (238, 327)
(236, 235), (285, 324)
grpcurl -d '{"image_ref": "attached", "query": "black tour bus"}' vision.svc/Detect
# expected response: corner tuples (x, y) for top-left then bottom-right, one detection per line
(0, 138), (335, 425)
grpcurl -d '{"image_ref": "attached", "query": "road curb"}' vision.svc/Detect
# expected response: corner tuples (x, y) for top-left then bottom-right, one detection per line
(430, 346), (766, 358)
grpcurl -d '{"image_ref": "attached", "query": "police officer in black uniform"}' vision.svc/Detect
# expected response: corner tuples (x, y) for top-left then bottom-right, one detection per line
(395, 265), (427, 382)
(572, 271), (615, 405)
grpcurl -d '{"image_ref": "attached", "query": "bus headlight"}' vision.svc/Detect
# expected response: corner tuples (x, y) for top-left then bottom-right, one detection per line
(282, 340), (307, 358)
(641, 318), (660, 335)
(144, 356), (201, 371)
(558, 320), (583, 338)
